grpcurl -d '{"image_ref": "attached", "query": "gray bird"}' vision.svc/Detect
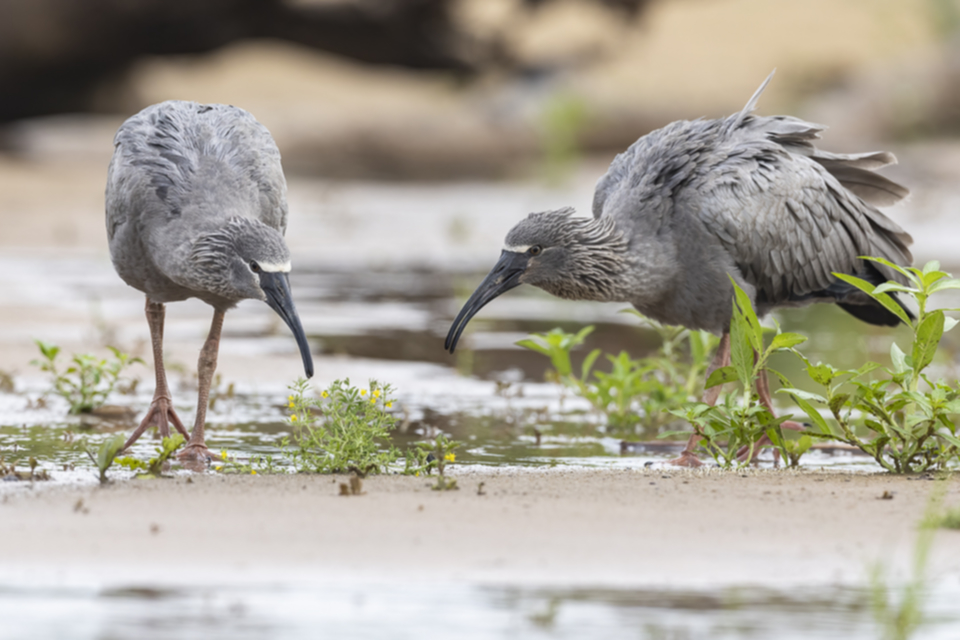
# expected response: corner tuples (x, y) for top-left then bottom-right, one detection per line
(445, 72), (913, 465)
(106, 101), (313, 463)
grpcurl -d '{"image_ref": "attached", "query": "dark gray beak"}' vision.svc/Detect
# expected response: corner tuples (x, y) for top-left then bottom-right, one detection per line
(445, 250), (529, 353)
(260, 271), (314, 378)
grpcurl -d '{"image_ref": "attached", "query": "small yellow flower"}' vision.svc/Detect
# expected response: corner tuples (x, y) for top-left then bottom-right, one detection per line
(214, 465), (223, 471)
(321, 391), (328, 398)
(290, 414), (298, 421)
(386, 402), (393, 409)
(251, 470), (257, 475)
(288, 401), (295, 409)
(287, 395), (294, 402)
(360, 389), (367, 396)
(444, 453), (456, 463)
(373, 390), (381, 398)
(370, 399), (376, 404)
(220, 449), (228, 461)
(415, 472), (420, 477)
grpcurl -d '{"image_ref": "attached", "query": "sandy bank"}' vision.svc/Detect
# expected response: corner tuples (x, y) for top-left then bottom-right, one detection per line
(2, 468), (959, 589)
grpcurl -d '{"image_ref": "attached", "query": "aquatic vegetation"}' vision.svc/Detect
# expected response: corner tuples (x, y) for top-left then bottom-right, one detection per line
(782, 260), (960, 473)
(30, 340), (142, 414)
(82, 434), (126, 484)
(285, 378), (401, 476)
(672, 280), (809, 467)
(116, 434), (185, 478)
(0, 454), (50, 481)
(517, 317), (718, 438)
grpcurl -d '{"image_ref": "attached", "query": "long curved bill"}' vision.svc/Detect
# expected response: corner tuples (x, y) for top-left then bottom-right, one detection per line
(260, 271), (314, 378)
(445, 251), (529, 353)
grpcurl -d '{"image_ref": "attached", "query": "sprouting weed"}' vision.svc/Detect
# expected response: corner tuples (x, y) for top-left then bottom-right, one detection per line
(31, 341), (142, 414)
(116, 434), (185, 478)
(406, 433), (461, 491)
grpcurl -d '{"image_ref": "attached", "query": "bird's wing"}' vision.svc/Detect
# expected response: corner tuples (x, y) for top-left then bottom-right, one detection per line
(107, 101), (289, 237)
(693, 117), (913, 303)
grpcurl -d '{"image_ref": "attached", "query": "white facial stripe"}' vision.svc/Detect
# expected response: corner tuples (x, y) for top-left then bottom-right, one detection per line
(258, 261), (291, 273)
(503, 244), (531, 253)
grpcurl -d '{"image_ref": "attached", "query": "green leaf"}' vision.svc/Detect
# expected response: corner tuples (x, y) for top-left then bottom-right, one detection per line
(580, 348), (601, 382)
(828, 393), (849, 416)
(515, 339), (551, 357)
(806, 363), (835, 386)
(928, 278), (960, 294)
(833, 272), (913, 326)
(912, 310), (944, 373)
(706, 365), (739, 388)
(944, 317), (959, 334)
(780, 388), (828, 404)
(872, 282), (916, 295)
(861, 256), (916, 283)
(789, 394), (833, 436)
(890, 342), (908, 375)
(731, 280), (763, 353)
(769, 332), (807, 351)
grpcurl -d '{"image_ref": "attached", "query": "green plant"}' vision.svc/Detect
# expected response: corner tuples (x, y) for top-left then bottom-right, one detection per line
(517, 318), (718, 438)
(781, 260), (960, 473)
(83, 434), (126, 484)
(285, 378), (401, 476)
(406, 433), (461, 490)
(31, 340), (142, 414)
(116, 434), (185, 478)
(670, 280), (808, 467)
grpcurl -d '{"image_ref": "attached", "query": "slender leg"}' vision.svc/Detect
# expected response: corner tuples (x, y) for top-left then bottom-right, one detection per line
(178, 308), (225, 464)
(667, 333), (731, 468)
(736, 368), (804, 463)
(122, 298), (189, 451)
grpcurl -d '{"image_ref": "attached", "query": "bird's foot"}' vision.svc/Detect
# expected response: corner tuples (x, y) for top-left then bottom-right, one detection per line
(122, 394), (189, 452)
(177, 442), (215, 472)
(665, 450), (704, 468)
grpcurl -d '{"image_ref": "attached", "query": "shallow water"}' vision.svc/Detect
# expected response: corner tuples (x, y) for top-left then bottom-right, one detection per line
(2, 579), (960, 640)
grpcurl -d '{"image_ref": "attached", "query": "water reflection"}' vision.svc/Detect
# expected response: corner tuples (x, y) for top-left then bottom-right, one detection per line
(2, 581), (959, 640)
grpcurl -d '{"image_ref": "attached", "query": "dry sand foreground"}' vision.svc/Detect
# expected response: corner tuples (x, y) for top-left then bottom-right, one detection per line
(2, 468), (960, 589)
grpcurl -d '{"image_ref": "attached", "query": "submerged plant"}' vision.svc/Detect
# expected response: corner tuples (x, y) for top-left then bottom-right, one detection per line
(31, 340), (142, 414)
(781, 260), (960, 473)
(285, 378), (401, 475)
(116, 434), (184, 478)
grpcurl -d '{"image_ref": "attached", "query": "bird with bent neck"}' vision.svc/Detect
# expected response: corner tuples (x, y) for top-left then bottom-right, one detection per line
(445, 72), (913, 467)
(107, 100), (313, 465)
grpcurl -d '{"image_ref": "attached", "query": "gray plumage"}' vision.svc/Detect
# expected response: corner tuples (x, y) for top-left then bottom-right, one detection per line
(107, 101), (290, 309)
(106, 101), (312, 462)
(446, 72), (913, 354)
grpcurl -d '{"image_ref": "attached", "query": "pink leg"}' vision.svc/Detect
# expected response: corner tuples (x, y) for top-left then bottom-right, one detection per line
(736, 368), (804, 464)
(177, 308), (225, 467)
(122, 299), (189, 451)
(668, 333), (731, 468)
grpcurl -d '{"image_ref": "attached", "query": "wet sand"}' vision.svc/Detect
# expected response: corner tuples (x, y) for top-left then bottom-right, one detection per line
(3, 468), (960, 588)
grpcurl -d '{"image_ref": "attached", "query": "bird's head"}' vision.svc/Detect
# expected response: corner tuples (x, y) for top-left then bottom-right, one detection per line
(192, 217), (314, 378)
(445, 208), (626, 353)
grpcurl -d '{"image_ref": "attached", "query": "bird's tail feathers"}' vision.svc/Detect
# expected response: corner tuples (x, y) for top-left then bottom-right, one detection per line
(815, 151), (909, 207)
(729, 69), (776, 130)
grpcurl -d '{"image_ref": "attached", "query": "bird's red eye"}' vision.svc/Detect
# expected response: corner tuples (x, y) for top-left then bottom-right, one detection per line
(529, 245), (542, 256)
(250, 262), (260, 273)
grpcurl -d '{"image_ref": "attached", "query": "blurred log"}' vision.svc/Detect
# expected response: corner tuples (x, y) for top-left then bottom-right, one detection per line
(0, 0), (650, 123)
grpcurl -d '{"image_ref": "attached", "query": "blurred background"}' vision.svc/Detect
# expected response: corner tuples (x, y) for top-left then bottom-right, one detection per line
(3, 0), (960, 388)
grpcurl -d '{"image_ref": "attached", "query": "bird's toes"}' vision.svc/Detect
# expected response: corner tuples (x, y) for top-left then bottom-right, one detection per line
(176, 443), (214, 471)
(665, 451), (704, 468)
